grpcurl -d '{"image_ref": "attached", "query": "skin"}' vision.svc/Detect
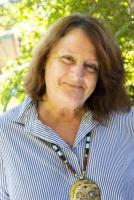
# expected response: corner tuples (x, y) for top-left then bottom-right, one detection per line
(38, 28), (99, 146)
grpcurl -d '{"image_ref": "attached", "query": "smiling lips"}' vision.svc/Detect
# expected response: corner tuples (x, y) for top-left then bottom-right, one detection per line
(62, 82), (83, 89)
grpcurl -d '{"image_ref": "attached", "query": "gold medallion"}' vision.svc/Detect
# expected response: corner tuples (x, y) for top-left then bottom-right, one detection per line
(70, 179), (101, 200)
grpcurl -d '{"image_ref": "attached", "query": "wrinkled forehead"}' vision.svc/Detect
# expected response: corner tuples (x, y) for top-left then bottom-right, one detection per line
(49, 28), (97, 59)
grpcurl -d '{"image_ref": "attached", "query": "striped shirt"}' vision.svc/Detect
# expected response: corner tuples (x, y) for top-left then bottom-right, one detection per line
(0, 96), (134, 200)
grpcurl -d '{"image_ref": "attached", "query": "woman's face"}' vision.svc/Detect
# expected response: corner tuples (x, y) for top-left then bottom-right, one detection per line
(44, 28), (99, 109)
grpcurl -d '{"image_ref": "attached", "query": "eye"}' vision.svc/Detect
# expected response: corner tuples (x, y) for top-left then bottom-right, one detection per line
(60, 55), (74, 64)
(84, 63), (99, 73)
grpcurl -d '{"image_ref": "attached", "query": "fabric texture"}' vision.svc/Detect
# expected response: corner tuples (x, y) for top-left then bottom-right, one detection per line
(0, 96), (134, 200)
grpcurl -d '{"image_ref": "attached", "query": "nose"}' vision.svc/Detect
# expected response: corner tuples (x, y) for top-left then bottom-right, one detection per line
(70, 64), (85, 80)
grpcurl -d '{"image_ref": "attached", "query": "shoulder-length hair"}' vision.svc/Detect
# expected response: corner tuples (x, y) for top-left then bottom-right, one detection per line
(24, 13), (131, 122)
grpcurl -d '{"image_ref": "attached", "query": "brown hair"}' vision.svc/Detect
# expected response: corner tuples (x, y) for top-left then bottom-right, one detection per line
(24, 13), (131, 122)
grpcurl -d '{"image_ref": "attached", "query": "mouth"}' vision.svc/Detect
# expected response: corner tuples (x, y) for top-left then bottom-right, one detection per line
(62, 82), (83, 89)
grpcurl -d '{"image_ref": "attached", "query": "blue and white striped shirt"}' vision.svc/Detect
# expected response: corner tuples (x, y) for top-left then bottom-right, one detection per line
(0, 96), (134, 200)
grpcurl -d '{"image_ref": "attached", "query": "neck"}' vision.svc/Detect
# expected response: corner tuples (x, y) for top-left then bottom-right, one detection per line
(37, 99), (86, 123)
(37, 99), (86, 147)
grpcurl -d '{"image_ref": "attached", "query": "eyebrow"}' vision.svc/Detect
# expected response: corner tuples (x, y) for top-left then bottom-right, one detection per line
(59, 50), (97, 59)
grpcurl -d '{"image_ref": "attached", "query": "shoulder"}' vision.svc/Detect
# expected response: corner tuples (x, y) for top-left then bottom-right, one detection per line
(109, 106), (134, 134)
(110, 106), (134, 120)
(0, 104), (22, 128)
(0, 96), (35, 130)
(113, 106), (134, 120)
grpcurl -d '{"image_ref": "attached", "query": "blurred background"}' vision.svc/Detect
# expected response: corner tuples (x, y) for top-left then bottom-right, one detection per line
(0, 0), (134, 113)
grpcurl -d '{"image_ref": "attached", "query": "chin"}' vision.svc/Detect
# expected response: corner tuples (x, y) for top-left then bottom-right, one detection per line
(57, 93), (86, 109)
(62, 99), (85, 109)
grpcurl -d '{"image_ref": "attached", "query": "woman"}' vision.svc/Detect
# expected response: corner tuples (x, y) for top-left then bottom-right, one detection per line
(0, 14), (134, 200)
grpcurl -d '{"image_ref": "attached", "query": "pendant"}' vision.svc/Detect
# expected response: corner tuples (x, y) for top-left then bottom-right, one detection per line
(70, 179), (101, 200)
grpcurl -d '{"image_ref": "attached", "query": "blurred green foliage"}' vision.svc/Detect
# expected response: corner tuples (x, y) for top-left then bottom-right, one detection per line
(0, 0), (134, 112)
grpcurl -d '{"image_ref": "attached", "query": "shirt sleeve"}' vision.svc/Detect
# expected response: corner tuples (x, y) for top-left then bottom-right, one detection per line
(123, 158), (134, 200)
(0, 149), (10, 200)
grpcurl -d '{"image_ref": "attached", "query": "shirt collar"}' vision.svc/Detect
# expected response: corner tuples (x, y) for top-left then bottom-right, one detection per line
(7, 96), (36, 124)
(8, 96), (98, 149)
(74, 111), (98, 147)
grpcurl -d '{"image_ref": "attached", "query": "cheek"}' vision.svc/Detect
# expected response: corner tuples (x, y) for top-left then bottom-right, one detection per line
(45, 63), (65, 87)
(45, 62), (57, 82)
(86, 74), (98, 90)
